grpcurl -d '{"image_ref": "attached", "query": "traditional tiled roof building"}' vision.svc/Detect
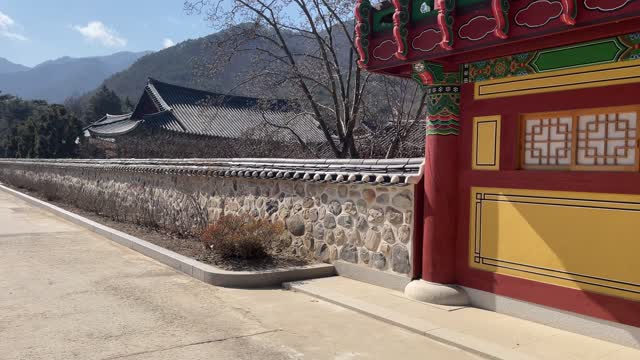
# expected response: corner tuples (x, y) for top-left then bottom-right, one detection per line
(84, 78), (327, 158)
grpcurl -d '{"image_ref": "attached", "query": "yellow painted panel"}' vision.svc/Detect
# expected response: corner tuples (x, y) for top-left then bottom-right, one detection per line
(474, 59), (640, 100)
(472, 116), (500, 170)
(469, 187), (640, 300)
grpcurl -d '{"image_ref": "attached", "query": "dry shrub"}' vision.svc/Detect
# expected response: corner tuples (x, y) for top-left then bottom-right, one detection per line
(201, 214), (285, 260)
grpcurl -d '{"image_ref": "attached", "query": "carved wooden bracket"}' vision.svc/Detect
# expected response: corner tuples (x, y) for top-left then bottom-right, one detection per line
(435, 0), (455, 50)
(392, 0), (410, 60)
(355, 0), (372, 67)
(492, 0), (510, 39)
(561, 0), (578, 25)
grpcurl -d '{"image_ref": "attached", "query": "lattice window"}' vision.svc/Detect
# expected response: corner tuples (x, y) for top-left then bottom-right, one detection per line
(576, 112), (637, 167)
(521, 106), (640, 171)
(523, 117), (573, 167)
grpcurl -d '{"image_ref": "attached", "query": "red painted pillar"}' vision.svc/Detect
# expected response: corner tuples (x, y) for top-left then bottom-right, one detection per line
(421, 82), (460, 284)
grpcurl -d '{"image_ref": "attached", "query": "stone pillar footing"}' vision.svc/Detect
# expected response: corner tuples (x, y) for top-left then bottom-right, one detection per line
(404, 279), (470, 306)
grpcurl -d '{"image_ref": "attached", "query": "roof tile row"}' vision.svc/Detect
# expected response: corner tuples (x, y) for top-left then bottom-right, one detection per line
(0, 158), (424, 186)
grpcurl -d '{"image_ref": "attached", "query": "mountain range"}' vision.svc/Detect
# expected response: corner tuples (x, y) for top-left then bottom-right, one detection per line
(0, 51), (151, 103)
(1, 23), (356, 110)
(0, 57), (29, 74)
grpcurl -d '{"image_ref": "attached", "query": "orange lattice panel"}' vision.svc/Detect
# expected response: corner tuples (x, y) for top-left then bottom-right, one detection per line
(523, 117), (573, 168)
(577, 112), (637, 167)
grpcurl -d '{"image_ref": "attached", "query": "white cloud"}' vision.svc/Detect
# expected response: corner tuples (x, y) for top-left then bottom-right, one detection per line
(0, 11), (28, 41)
(162, 38), (175, 49)
(73, 21), (126, 47)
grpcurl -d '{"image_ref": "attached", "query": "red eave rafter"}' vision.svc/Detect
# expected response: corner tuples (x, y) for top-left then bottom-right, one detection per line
(363, 15), (640, 76)
(443, 16), (640, 64)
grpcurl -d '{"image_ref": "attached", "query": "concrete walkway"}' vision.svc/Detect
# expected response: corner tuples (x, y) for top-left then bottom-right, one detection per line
(0, 189), (476, 360)
(287, 277), (640, 360)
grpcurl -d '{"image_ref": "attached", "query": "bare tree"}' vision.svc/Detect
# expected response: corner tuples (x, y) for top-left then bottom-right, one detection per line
(358, 77), (428, 159)
(184, 0), (371, 158)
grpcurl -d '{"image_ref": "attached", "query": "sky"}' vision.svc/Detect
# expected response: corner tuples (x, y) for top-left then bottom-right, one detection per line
(0, 0), (216, 67)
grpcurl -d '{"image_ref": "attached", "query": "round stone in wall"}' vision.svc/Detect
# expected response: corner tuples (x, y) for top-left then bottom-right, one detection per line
(279, 207), (290, 220)
(335, 228), (347, 246)
(298, 245), (309, 257)
(376, 193), (389, 205)
(392, 244), (411, 274)
(382, 225), (396, 244)
(340, 244), (358, 263)
(348, 229), (362, 246)
(308, 208), (318, 221)
(398, 225), (411, 244)
(363, 189), (376, 203)
(330, 200), (342, 215)
(337, 215), (353, 229)
(329, 245), (338, 262)
(265, 199), (279, 215)
(364, 230), (381, 251)
(303, 234), (315, 251)
(343, 200), (358, 216)
(356, 215), (369, 232)
(386, 207), (403, 225)
(324, 214), (337, 229)
(303, 197), (314, 208)
(315, 242), (330, 263)
(318, 207), (326, 220)
(371, 252), (386, 270)
(321, 193), (329, 204)
(313, 223), (325, 240)
(325, 231), (335, 245)
(356, 199), (367, 213)
(359, 248), (370, 264)
(282, 196), (293, 210)
(379, 242), (391, 257)
(392, 192), (413, 209)
(367, 207), (384, 224)
(286, 214), (305, 236)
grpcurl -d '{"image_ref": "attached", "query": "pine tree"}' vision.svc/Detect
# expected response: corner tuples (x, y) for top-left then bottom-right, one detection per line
(123, 97), (135, 112)
(84, 85), (123, 124)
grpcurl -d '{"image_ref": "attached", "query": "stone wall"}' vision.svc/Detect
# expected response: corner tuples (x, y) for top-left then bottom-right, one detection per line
(0, 159), (422, 277)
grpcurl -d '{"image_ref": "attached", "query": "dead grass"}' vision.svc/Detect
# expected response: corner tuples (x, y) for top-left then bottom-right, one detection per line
(4, 184), (311, 271)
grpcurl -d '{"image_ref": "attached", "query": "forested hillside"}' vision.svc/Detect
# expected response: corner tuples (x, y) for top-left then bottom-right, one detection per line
(100, 24), (350, 101)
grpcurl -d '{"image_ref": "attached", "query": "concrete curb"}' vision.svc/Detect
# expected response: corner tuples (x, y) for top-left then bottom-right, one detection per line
(0, 184), (336, 288)
(284, 281), (537, 360)
(334, 260), (411, 292)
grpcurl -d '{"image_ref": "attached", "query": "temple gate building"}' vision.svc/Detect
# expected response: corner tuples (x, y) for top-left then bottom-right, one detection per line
(354, 0), (640, 339)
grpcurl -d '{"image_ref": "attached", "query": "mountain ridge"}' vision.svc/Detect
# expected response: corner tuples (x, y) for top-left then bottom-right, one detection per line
(0, 51), (152, 103)
(0, 57), (30, 74)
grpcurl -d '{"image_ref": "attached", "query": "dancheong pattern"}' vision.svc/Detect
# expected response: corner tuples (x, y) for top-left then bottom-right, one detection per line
(425, 85), (461, 136)
(463, 32), (640, 83)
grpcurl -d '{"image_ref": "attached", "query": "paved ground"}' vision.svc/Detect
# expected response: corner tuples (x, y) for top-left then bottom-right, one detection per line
(0, 189), (477, 360)
(289, 277), (640, 360)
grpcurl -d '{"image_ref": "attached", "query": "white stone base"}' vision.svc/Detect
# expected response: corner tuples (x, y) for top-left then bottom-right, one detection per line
(464, 287), (640, 349)
(404, 280), (470, 306)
